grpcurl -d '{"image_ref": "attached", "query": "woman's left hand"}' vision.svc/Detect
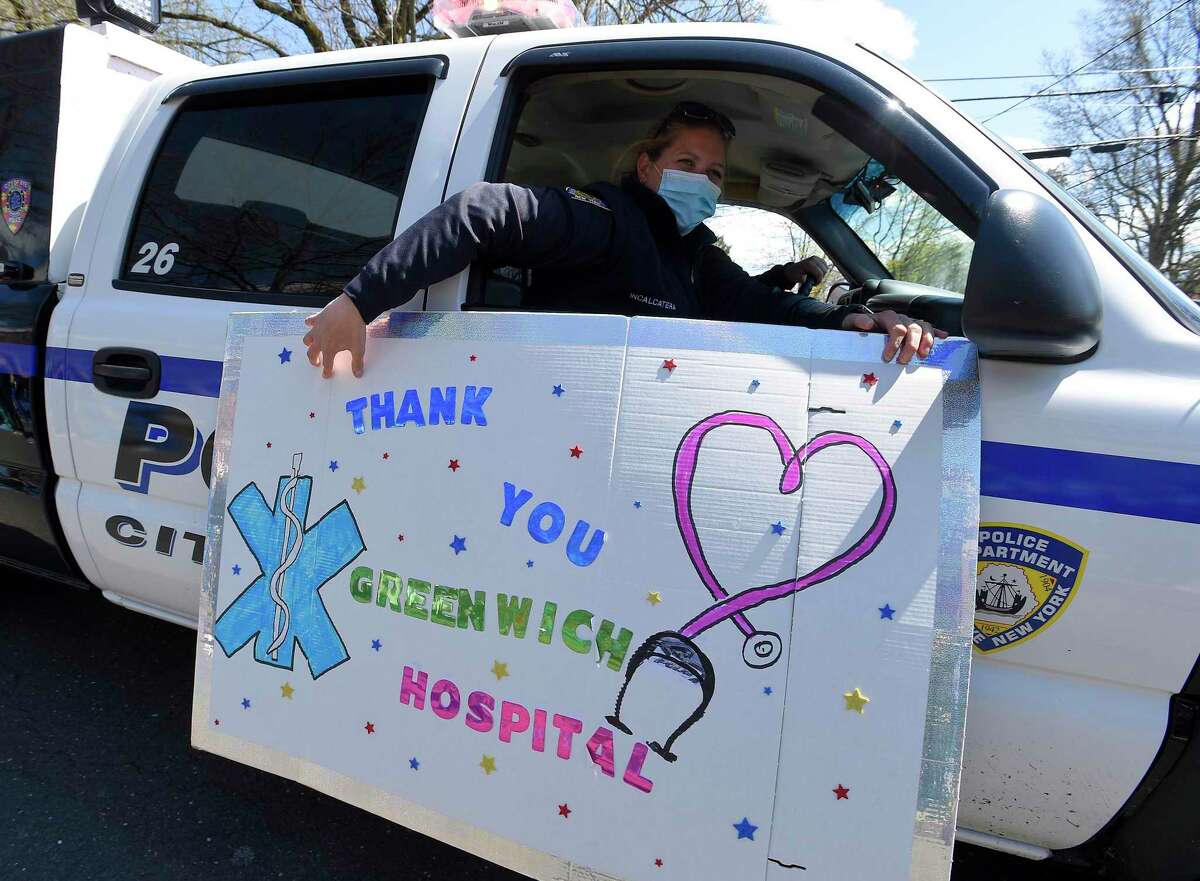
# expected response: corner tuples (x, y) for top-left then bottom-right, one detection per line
(841, 309), (949, 364)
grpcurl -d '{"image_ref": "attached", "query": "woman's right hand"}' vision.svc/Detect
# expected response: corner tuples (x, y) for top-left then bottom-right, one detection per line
(304, 293), (367, 378)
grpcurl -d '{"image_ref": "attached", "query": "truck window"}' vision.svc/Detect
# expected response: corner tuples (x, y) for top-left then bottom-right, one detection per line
(121, 77), (431, 299)
(707, 205), (840, 300)
(832, 162), (974, 293)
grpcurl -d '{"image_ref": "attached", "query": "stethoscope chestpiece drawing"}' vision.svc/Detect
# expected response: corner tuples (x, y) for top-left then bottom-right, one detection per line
(607, 411), (897, 763)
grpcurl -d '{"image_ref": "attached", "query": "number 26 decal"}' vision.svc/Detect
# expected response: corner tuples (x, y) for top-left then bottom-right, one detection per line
(131, 241), (179, 275)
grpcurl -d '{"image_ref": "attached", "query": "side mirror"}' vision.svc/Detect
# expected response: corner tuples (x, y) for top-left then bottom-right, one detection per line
(962, 189), (1102, 361)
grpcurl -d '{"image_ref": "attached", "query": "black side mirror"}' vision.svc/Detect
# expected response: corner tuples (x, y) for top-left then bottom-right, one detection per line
(962, 189), (1102, 361)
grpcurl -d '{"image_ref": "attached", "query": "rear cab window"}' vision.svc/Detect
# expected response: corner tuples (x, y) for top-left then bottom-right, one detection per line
(120, 76), (432, 301)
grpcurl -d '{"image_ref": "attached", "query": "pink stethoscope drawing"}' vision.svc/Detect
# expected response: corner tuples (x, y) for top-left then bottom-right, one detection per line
(608, 411), (898, 762)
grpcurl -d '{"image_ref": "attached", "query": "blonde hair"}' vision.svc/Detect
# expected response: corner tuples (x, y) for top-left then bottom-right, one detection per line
(614, 115), (731, 181)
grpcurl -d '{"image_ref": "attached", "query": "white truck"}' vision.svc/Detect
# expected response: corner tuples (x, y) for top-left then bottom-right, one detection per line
(1, 4), (1197, 877)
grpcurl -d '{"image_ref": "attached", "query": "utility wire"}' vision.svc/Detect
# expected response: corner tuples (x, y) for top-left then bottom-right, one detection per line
(1065, 146), (1164, 190)
(928, 65), (1200, 83)
(1043, 133), (1200, 151)
(983, 0), (1196, 123)
(955, 83), (1187, 102)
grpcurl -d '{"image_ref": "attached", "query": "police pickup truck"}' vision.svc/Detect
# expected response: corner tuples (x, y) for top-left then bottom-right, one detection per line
(2, 3), (1198, 878)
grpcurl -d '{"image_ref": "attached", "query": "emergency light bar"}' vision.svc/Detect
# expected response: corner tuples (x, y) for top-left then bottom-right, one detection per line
(433, 0), (582, 38)
(75, 0), (160, 33)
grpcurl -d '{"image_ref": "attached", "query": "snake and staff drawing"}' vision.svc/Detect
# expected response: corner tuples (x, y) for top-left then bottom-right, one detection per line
(607, 411), (897, 762)
(214, 452), (366, 678)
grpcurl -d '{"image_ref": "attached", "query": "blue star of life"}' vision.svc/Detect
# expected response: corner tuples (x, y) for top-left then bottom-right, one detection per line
(214, 456), (364, 678)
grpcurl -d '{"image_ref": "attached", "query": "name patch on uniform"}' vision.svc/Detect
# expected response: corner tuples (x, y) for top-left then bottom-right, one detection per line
(973, 523), (1087, 653)
(566, 187), (609, 211)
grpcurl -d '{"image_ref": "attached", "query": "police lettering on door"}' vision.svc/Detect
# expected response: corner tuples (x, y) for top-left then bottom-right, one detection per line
(114, 401), (213, 493)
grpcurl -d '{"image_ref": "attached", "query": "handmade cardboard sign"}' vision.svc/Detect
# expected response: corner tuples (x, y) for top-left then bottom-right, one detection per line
(193, 312), (980, 881)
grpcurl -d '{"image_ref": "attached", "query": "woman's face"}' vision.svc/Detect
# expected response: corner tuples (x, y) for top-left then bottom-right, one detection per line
(637, 125), (728, 192)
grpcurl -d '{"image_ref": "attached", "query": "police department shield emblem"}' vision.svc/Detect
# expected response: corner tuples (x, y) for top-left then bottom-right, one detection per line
(973, 523), (1088, 654)
(1, 178), (31, 235)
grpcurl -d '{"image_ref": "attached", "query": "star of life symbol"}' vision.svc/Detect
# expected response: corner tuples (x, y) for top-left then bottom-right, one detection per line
(214, 453), (365, 678)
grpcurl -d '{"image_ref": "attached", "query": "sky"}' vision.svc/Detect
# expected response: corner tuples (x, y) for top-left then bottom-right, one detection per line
(763, 0), (1103, 151)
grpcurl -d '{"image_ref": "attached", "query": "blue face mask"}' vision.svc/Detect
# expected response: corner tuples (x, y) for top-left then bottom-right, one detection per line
(654, 166), (721, 235)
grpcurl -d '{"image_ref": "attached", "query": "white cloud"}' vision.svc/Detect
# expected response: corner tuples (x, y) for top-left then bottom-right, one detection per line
(764, 0), (918, 62)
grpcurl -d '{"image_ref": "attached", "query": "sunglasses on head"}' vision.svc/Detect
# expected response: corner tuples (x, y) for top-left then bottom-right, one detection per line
(658, 102), (737, 140)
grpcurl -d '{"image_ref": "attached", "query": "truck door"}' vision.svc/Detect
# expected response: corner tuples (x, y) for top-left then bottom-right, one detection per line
(52, 41), (489, 624)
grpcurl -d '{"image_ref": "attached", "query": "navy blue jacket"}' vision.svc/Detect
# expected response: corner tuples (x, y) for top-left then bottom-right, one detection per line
(344, 177), (853, 329)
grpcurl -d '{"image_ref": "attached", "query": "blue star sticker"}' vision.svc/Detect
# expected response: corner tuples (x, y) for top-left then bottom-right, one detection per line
(879, 603), (896, 620)
(214, 469), (365, 678)
(526, 560), (534, 568)
(241, 698), (251, 709)
(232, 564), (241, 575)
(891, 419), (903, 433)
(328, 460), (339, 472)
(371, 639), (382, 651)
(278, 347), (292, 364)
(771, 521), (786, 535)
(763, 686), (773, 696)
(733, 817), (758, 840)
(409, 757), (420, 770)
(749, 379), (760, 391)
(552, 385), (565, 397)
(450, 535), (467, 555)
(633, 500), (642, 509)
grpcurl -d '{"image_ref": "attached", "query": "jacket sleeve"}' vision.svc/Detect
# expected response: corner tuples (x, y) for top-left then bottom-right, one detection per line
(697, 246), (853, 330)
(343, 182), (616, 322)
(752, 264), (795, 290)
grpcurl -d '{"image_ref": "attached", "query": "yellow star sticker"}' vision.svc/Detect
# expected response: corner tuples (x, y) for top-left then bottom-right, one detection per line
(491, 660), (509, 681)
(480, 754), (497, 775)
(646, 591), (662, 606)
(280, 682), (295, 700)
(843, 687), (870, 714)
(351, 476), (366, 494)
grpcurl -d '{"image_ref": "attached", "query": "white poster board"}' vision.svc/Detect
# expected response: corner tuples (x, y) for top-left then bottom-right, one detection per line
(193, 312), (979, 881)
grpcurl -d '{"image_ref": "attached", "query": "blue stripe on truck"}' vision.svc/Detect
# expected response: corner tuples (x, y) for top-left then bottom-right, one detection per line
(980, 440), (1200, 525)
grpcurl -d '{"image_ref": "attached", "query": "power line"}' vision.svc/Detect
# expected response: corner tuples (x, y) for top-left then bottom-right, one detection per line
(1065, 146), (1163, 190)
(927, 65), (1200, 83)
(983, 0), (1196, 123)
(954, 83), (1187, 102)
(1042, 134), (1200, 151)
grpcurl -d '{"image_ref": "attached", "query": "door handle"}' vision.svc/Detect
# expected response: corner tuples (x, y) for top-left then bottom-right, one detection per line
(92, 347), (161, 399)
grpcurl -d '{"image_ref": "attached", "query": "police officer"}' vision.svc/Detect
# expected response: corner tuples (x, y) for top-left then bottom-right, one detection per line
(304, 102), (944, 377)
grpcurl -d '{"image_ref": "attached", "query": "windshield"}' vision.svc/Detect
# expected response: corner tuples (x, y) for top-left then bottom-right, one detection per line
(832, 160), (974, 293)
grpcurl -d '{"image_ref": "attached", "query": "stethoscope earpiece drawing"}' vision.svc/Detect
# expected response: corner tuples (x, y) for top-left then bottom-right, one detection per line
(608, 412), (897, 762)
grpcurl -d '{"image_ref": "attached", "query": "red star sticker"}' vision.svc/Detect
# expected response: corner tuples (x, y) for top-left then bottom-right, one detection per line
(469, 354), (478, 362)
(397, 534), (405, 542)
(365, 722), (375, 734)
(382, 452), (390, 460)
(861, 372), (878, 388)
(833, 784), (850, 800)
(558, 803), (571, 818)
(308, 411), (315, 419)
(265, 442), (272, 449)
(569, 445), (583, 459)
(662, 358), (677, 372)
(655, 859), (663, 868)
(448, 459), (460, 472)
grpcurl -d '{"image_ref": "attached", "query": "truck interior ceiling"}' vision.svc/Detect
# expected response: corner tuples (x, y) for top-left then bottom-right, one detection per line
(480, 67), (979, 333)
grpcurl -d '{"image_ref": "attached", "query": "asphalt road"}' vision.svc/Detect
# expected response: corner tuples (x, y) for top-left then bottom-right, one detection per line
(1, 576), (1096, 881)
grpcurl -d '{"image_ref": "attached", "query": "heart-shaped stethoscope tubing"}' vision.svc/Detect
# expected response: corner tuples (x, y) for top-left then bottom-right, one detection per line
(608, 411), (898, 762)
